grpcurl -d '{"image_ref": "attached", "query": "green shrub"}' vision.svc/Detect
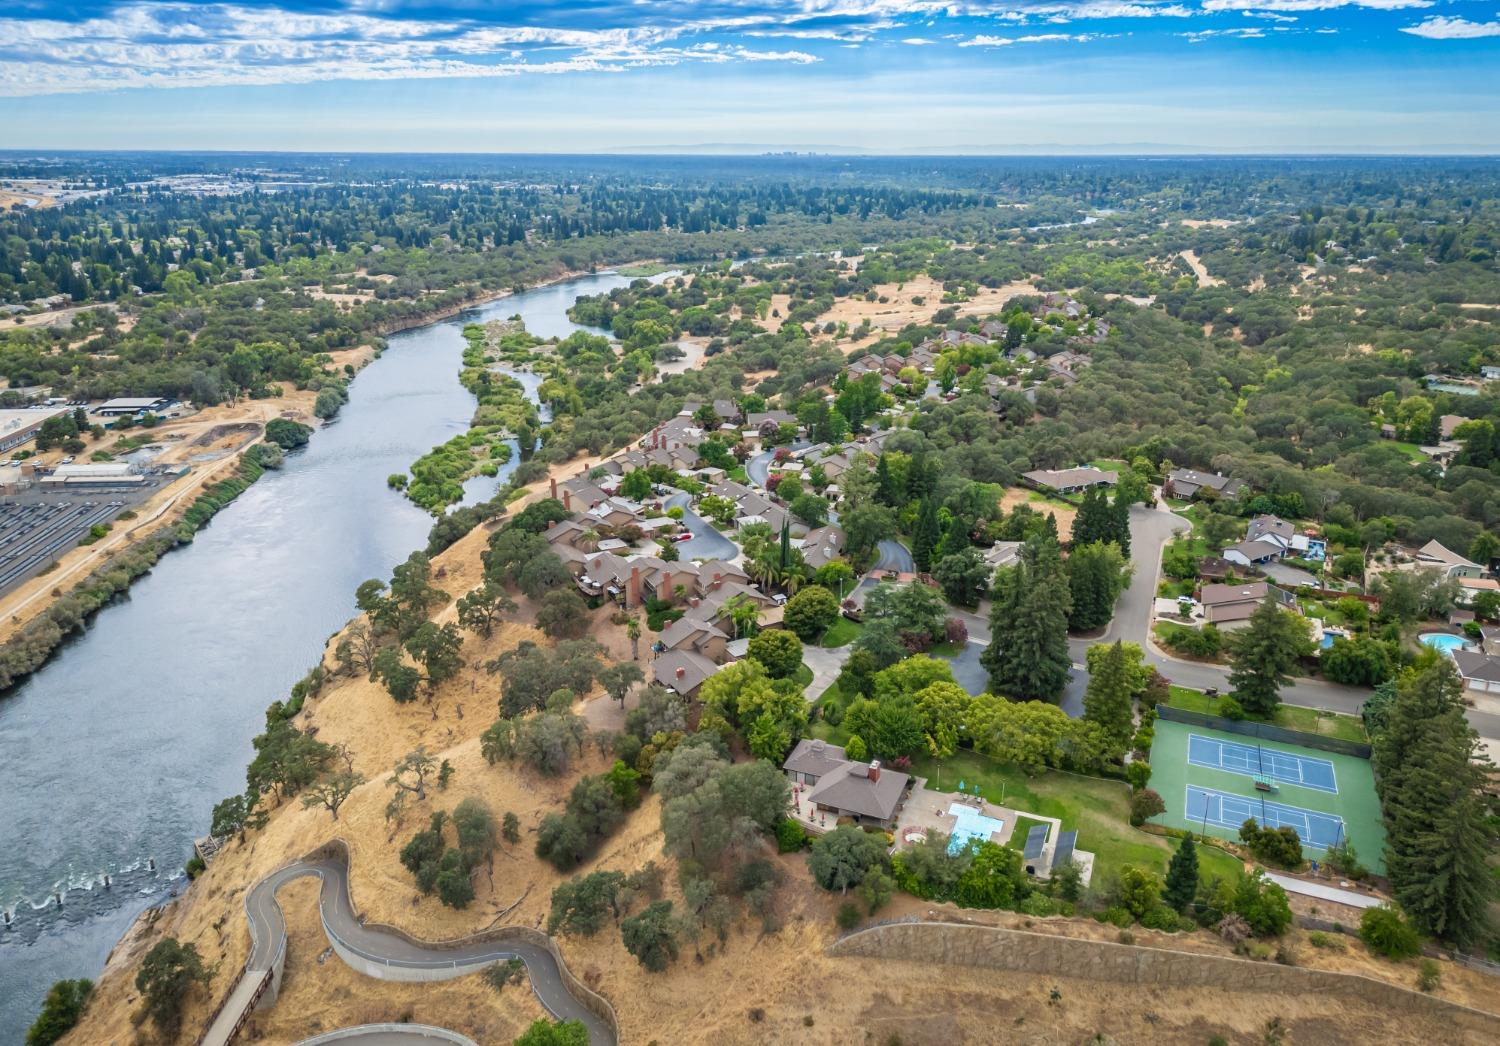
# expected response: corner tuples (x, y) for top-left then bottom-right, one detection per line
(1360, 905), (1421, 960)
(1307, 930), (1344, 950)
(1417, 958), (1441, 993)
(183, 855), (206, 880)
(1139, 906), (1180, 932)
(1104, 906), (1134, 928)
(26, 979), (92, 1046)
(776, 818), (808, 853)
(1125, 760), (1152, 790)
(1218, 695), (1245, 720)
(836, 902), (863, 931)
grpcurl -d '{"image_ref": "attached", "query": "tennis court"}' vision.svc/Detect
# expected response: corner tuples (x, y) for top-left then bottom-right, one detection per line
(1188, 733), (1338, 793)
(1185, 785), (1346, 849)
(1147, 718), (1387, 874)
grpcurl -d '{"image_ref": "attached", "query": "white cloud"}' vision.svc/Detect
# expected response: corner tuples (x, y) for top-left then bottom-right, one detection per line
(959, 32), (1098, 46)
(900, 37), (936, 44)
(0, 2), (820, 96)
(1243, 10), (1298, 20)
(1400, 15), (1500, 39)
(1202, 0), (1431, 11)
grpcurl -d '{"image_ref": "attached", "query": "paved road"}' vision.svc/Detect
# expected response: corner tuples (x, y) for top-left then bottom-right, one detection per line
(746, 441), (811, 489)
(205, 853), (614, 1046)
(663, 492), (738, 561)
(873, 538), (914, 573)
(296, 1025), (478, 1046)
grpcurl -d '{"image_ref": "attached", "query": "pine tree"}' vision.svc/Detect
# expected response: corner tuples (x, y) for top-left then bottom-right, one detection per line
(1072, 486), (1105, 547)
(1083, 640), (1135, 752)
(1373, 660), (1493, 946)
(981, 533), (1073, 701)
(912, 498), (941, 573)
(1066, 540), (1130, 631)
(1110, 490), (1132, 556)
(933, 511), (971, 562)
(1227, 594), (1311, 718)
(1163, 834), (1199, 912)
(875, 455), (901, 506)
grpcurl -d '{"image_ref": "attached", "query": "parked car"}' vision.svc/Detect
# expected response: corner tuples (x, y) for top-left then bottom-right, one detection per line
(675, 532), (693, 542)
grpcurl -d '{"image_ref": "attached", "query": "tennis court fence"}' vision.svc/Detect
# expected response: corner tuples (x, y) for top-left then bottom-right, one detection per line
(1157, 705), (1372, 759)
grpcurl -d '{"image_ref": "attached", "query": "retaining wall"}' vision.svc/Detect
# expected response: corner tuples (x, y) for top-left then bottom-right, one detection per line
(828, 921), (1500, 1036)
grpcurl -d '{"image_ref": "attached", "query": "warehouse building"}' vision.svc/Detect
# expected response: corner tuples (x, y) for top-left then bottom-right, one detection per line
(0, 407), (72, 453)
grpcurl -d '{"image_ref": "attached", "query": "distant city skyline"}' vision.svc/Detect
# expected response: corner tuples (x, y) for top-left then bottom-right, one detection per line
(3, 1), (1499, 153)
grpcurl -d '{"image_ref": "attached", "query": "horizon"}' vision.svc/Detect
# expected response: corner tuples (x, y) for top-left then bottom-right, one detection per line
(3, 1), (1499, 153)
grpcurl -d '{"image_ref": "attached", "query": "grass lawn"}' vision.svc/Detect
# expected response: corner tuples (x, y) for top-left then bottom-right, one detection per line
(1387, 441), (1427, 463)
(1166, 686), (1367, 743)
(794, 664), (814, 687)
(1008, 815), (1051, 848)
(819, 618), (864, 648)
(910, 749), (1243, 887)
(728, 466), (750, 484)
(930, 640), (966, 657)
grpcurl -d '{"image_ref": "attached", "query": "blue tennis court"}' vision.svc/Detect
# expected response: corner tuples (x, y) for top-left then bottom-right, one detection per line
(1185, 786), (1346, 849)
(1187, 733), (1338, 793)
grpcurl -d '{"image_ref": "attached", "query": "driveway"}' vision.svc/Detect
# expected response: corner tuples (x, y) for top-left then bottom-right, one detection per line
(802, 642), (853, 700)
(873, 538), (914, 573)
(663, 492), (738, 561)
(1261, 561), (1321, 588)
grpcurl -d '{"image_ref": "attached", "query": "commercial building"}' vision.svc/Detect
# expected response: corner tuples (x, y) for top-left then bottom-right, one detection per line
(94, 397), (171, 417)
(0, 406), (71, 453)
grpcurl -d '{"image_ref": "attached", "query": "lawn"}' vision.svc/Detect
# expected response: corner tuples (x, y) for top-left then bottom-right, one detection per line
(1166, 686), (1367, 743)
(1008, 815), (1051, 849)
(1386, 441), (1427, 464)
(794, 664), (814, 687)
(819, 618), (864, 648)
(910, 749), (1243, 887)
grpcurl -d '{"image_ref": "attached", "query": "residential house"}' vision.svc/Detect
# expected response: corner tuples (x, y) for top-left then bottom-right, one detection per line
(1164, 468), (1246, 501)
(1457, 577), (1500, 608)
(1223, 539), (1286, 568)
(982, 541), (1023, 571)
(980, 320), (1008, 339)
(800, 525), (846, 570)
(552, 476), (609, 512)
(1439, 414), (1468, 440)
(1414, 539), (1484, 579)
(1021, 466), (1118, 495)
(1223, 514), (1325, 565)
(658, 616), (730, 662)
(1197, 581), (1298, 630)
(782, 739), (912, 830)
(745, 410), (799, 439)
(1452, 649), (1500, 697)
(653, 649), (719, 698)
(712, 398), (742, 423)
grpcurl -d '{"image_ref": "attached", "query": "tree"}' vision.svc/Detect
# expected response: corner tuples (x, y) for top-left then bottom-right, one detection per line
(1118, 865), (1163, 919)
(982, 533), (1072, 701)
(626, 615), (642, 660)
(457, 581), (516, 638)
(1468, 530), (1498, 568)
(245, 717), (334, 801)
(911, 498), (941, 572)
(621, 900), (681, 972)
(300, 769), (364, 820)
(1083, 641), (1136, 753)
(135, 938), (210, 1037)
(955, 841), (1028, 909)
(536, 588), (590, 639)
(863, 581), (947, 645)
(620, 468), (653, 501)
(519, 553), (573, 601)
(1163, 834), (1200, 912)
(388, 746), (438, 802)
(598, 661), (645, 706)
(790, 492), (829, 527)
(1360, 905), (1422, 959)
(747, 628), (803, 679)
(514, 1020), (591, 1046)
(1320, 636), (1393, 687)
(783, 584), (840, 640)
(1066, 540), (1132, 631)
(404, 621), (465, 690)
(372, 645), (422, 703)
(809, 825), (889, 894)
(1372, 660), (1492, 946)
(1227, 595), (1311, 718)
(26, 979), (92, 1046)
(932, 547), (991, 608)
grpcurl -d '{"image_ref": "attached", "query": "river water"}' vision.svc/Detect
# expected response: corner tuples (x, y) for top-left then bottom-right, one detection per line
(0, 271), (636, 1039)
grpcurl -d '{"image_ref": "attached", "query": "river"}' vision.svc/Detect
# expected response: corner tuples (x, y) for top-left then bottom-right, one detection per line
(0, 270), (639, 1039)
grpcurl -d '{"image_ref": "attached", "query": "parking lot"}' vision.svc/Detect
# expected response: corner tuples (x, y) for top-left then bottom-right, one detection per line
(0, 496), (133, 595)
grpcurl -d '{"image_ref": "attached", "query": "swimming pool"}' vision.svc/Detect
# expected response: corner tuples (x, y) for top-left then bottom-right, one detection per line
(1420, 632), (1470, 655)
(948, 802), (1005, 854)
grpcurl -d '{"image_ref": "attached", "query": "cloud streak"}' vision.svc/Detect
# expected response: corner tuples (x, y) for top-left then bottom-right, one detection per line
(1400, 15), (1500, 39)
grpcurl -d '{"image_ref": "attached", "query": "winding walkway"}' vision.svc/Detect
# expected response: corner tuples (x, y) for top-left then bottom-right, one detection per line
(201, 847), (615, 1046)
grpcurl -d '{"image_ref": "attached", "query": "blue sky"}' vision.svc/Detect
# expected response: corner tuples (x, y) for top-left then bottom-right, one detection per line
(2, 1), (1498, 152)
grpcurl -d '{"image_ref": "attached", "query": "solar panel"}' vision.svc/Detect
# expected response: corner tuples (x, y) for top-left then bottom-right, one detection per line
(1051, 830), (1077, 870)
(1022, 824), (1048, 860)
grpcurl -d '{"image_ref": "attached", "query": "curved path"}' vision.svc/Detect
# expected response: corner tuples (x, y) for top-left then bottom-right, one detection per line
(203, 850), (614, 1046)
(663, 492), (738, 560)
(873, 538), (914, 573)
(296, 1024), (478, 1046)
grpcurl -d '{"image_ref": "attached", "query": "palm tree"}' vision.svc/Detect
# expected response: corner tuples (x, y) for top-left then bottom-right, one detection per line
(580, 528), (601, 552)
(626, 616), (642, 660)
(725, 594), (760, 638)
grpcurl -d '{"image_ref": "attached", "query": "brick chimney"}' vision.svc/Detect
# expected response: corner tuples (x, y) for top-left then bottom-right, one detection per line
(549, 476), (558, 500)
(562, 488), (572, 510)
(868, 760), (881, 782)
(627, 566), (642, 609)
(675, 666), (686, 679)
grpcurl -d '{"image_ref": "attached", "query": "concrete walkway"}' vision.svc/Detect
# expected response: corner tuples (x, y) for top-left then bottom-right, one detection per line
(202, 850), (614, 1046)
(1264, 871), (1383, 909)
(295, 1025), (479, 1045)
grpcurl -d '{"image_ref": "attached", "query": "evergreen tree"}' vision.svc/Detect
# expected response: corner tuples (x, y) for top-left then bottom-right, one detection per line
(875, 454), (902, 506)
(1227, 594), (1311, 718)
(911, 498), (941, 573)
(1066, 540), (1131, 631)
(1373, 661), (1493, 946)
(933, 510), (971, 561)
(1163, 834), (1200, 912)
(1072, 486), (1106, 547)
(1109, 490), (1132, 556)
(1083, 640), (1135, 752)
(981, 533), (1072, 701)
